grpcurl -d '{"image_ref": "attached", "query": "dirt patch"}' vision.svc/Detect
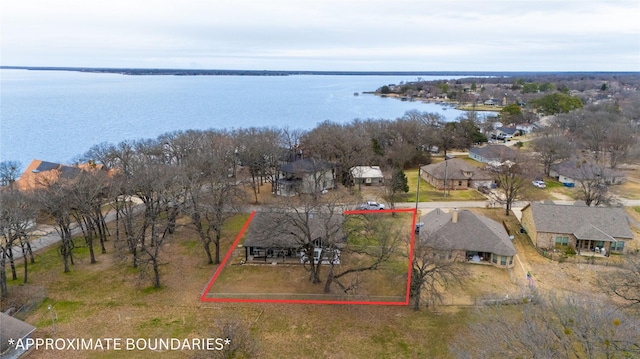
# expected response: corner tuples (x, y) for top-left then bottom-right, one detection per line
(549, 191), (573, 201)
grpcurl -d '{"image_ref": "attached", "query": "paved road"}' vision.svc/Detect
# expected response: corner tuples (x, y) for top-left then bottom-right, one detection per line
(9, 198), (640, 260)
(11, 205), (122, 260)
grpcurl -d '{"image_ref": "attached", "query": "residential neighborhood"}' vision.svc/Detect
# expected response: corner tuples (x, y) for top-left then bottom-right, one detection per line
(2, 72), (640, 358)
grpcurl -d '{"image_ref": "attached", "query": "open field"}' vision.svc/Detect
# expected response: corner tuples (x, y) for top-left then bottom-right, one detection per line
(2, 213), (472, 359)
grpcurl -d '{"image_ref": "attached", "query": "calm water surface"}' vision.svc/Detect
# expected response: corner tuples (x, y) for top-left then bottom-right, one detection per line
(0, 69), (486, 167)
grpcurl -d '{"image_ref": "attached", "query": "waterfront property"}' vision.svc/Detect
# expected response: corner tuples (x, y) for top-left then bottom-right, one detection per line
(14, 159), (81, 191)
(418, 208), (516, 268)
(520, 202), (633, 254)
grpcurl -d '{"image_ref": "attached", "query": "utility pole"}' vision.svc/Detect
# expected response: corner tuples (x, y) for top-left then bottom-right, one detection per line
(415, 166), (421, 213)
(443, 158), (448, 198)
(48, 304), (57, 337)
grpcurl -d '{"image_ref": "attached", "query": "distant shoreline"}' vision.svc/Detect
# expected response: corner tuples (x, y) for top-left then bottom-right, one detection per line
(2, 66), (634, 77)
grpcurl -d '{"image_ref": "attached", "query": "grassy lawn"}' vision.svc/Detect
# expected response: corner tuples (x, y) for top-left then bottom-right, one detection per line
(402, 168), (488, 202)
(1, 212), (489, 359)
(611, 180), (640, 200)
(521, 177), (577, 202)
(6, 206), (626, 358)
(208, 213), (411, 302)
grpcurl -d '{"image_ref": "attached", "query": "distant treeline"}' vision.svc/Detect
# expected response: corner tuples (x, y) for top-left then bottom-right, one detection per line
(2, 66), (637, 77)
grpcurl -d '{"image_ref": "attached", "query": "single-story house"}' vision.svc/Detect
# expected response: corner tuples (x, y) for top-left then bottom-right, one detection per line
(0, 312), (36, 359)
(520, 202), (633, 254)
(550, 160), (625, 187)
(276, 158), (336, 196)
(242, 211), (345, 264)
(468, 145), (516, 166)
(515, 123), (534, 135)
(418, 209), (517, 268)
(491, 126), (520, 140)
(420, 159), (494, 190)
(350, 166), (384, 186)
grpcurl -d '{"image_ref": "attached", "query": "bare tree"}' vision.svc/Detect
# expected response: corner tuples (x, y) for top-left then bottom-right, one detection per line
(0, 160), (22, 189)
(531, 135), (573, 176)
(381, 167), (409, 211)
(131, 159), (183, 288)
(0, 190), (35, 297)
(234, 127), (283, 203)
(271, 196), (345, 284)
(450, 292), (640, 359)
(490, 154), (533, 215)
(323, 213), (403, 294)
(183, 130), (245, 264)
(68, 169), (110, 263)
(600, 253), (640, 308)
(604, 121), (636, 168)
(575, 104), (622, 161)
(410, 239), (469, 311)
(107, 138), (183, 287)
(302, 120), (375, 187)
(564, 159), (621, 206)
(32, 174), (77, 273)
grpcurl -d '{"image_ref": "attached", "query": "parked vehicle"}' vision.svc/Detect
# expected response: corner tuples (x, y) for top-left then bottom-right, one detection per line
(356, 201), (385, 210)
(532, 180), (546, 188)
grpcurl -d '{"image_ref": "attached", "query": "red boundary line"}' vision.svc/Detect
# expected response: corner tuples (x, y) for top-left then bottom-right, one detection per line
(200, 208), (417, 306)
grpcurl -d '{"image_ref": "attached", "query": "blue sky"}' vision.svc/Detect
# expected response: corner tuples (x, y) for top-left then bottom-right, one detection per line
(1, 0), (638, 71)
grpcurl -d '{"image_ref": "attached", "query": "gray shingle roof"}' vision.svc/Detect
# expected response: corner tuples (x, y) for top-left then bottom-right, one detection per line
(419, 209), (516, 256)
(527, 202), (633, 240)
(0, 313), (36, 355)
(243, 211), (345, 248)
(420, 158), (493, 181)
(552, 159), (624, 181)
(280, 158), (333, 175)
(468, 145), (516, 161)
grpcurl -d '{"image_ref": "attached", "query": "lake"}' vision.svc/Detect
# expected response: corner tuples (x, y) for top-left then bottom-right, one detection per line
(0, 69), (491, 168)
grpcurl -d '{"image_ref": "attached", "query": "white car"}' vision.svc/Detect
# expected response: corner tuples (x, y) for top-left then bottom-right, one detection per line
(532, 180), (546, 188)
(356, 201), (385, 210)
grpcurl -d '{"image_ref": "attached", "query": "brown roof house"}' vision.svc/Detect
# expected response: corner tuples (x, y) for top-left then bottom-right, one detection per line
(418, 208), (517, 268)
(420, 158), (494, 190)
(242, 211), (346, 264)
(520, 202), (633, 254)
(15, 160), (82, 191)
(276, 158), (336, 196)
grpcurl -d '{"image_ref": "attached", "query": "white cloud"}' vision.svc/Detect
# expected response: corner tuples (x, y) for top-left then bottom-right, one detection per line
(1, 0), (638, 70)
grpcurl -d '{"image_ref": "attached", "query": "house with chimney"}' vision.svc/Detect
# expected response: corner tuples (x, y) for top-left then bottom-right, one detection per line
(276, 158), (336, 196)
(420, 159), (494, 190)
(418, 208), (517, 268)
(242, 211), (346, 264)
